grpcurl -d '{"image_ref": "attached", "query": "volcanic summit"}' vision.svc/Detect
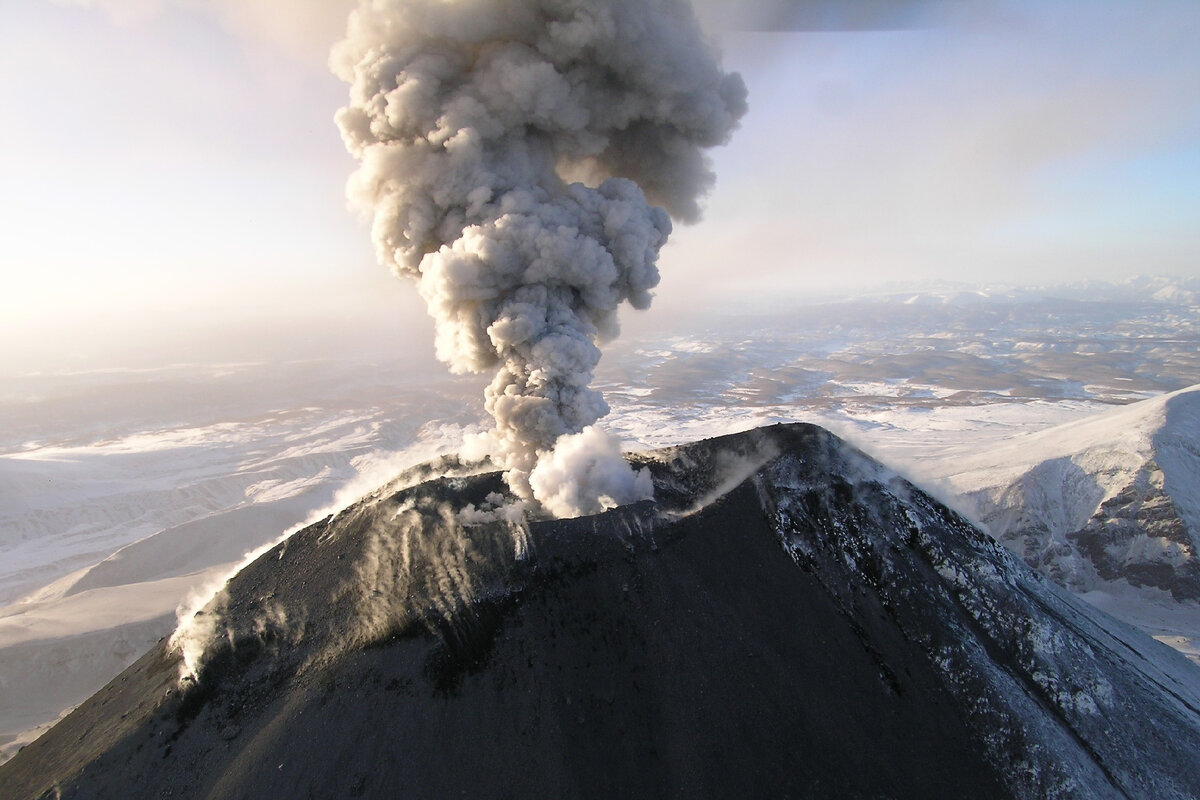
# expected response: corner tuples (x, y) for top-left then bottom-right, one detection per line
(3, 423), (1199, 799)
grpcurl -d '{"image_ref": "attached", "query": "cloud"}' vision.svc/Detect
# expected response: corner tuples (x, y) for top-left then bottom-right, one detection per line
(45, 0), (356, 61)
(529, 426), (654, 519)
(333, 0), (745, 514)
(692, 0), (954, 32)
(658, 0), (1200, 300)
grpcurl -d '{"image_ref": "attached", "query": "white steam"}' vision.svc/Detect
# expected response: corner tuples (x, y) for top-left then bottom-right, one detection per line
(529, 425), (654, 517)
(332, 0), (746, 517)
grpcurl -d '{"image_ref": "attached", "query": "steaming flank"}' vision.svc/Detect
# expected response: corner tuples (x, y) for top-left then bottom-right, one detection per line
(10, 424), (1200, 799)
(332, 0), (746, 517)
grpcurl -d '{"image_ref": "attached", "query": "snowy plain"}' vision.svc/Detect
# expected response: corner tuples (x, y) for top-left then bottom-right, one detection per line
(2, 279), (1199, 762)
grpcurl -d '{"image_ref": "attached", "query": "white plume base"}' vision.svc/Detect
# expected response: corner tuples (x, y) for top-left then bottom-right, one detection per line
(528, 426), (654, 519)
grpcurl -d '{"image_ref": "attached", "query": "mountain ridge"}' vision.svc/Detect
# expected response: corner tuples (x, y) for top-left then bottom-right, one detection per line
(3, 423), (1199, 799)
(943, 385), (1200, 600)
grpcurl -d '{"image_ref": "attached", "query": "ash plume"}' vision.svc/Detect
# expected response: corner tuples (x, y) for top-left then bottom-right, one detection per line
(332, 0), (746, 516)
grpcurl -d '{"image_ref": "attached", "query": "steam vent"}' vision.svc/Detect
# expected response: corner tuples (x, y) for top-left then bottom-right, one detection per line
(4, 424), (1200, 799)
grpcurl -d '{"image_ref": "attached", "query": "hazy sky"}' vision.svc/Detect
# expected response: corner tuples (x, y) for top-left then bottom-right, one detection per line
(2, 0), (1199, 372)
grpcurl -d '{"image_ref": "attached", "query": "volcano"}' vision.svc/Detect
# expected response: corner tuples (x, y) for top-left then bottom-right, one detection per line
(3, 423), (1199, 799)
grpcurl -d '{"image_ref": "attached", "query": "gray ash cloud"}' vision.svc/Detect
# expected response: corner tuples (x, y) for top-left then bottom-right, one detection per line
(332, 0), (746, 516)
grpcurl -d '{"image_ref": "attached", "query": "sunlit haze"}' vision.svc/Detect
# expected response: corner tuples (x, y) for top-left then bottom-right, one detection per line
(3, 0), (1198, 374)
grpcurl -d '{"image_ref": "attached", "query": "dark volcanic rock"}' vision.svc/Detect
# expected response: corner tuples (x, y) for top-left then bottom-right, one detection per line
(1069, 460), (1200, 599)
(3, 424), (1200, 799)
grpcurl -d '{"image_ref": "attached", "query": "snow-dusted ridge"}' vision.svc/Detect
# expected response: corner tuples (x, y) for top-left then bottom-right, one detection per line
(0, 401), (477, 764)
(932, 385), (1200, 662)
(942, 385), (1200, 595)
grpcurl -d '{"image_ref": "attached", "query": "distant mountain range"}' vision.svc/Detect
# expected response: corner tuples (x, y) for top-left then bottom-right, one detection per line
(4, 424), (1198, 799)
(836, 274), (1200, 307)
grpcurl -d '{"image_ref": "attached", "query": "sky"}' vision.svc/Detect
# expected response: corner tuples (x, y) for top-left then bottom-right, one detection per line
(2, 0), (1199, 374)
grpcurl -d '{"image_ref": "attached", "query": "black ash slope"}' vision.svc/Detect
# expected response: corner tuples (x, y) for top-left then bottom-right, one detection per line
(4, 424), (1200, 800)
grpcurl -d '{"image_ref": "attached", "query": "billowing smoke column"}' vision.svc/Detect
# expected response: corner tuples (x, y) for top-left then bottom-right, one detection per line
(332, 0), (746, 517)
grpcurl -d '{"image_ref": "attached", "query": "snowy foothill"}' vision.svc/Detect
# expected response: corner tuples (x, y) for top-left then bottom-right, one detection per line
(878, 385), (1200, 667)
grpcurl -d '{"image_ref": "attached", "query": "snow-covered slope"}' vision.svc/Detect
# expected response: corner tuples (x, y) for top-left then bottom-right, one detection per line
(5, 424), (1199, 800)
(0, 409), (416, 605)
(942, 385), (1200, 599)
(0, 395), (477, 764)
